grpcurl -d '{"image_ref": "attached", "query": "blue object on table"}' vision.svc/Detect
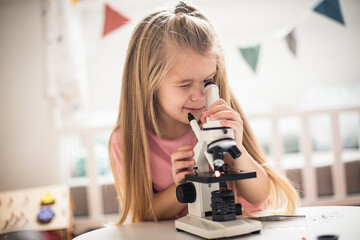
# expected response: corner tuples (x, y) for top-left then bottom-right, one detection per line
(37, 207), (55, 224)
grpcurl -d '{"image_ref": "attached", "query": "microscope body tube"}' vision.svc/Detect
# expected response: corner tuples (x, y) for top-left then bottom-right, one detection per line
(204, 82), (219, 109)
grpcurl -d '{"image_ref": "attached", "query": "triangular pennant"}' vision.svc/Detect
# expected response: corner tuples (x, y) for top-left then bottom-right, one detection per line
(103, 3), (130, 37)
(285, 30), (297, 56)
(70, 0), (82, 4)
(239, 45), (261, 72)
(313, 0), (345, 25)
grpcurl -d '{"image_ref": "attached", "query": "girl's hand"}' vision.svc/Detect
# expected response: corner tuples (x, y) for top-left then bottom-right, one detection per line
(171, 145), (195, 185)
(201, 99), (243, 146)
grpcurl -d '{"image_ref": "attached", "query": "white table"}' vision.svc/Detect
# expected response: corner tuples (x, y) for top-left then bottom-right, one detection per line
(74, 206), (360, 240)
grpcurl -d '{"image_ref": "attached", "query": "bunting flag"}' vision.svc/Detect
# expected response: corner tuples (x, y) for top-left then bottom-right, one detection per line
(236, 0), (346, 73)
(313, 0), (345, 25)
(70, 0), (82, 4)
(103, 3), (130, 37)
(285, 30), (297, 56)
(239, 45), (261, 73)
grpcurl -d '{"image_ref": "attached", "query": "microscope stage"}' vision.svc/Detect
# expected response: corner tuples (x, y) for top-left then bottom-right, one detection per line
(185, 170), (256, 183)
(175, 215), (261, 239)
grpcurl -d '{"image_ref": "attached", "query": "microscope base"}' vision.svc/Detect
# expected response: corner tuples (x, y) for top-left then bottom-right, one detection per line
(175, 215), (261, 239)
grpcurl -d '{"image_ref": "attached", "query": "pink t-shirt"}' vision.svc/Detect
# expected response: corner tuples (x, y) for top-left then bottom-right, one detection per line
(110, 128), (268, 218)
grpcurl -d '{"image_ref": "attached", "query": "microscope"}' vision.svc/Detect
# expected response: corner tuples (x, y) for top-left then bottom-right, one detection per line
(175, 82), (261, 239)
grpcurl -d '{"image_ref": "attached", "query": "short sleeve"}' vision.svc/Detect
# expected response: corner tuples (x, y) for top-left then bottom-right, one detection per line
(109, 129), (123, 180)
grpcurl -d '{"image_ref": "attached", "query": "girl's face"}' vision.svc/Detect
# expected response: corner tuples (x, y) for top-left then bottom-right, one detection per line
(156, 49), (217, 137)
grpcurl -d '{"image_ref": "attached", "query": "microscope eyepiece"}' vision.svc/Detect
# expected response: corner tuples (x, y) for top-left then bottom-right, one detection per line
(204, 81), (216, 87)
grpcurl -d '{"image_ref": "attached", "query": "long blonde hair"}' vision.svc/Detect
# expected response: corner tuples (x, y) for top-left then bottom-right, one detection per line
(109, 1), (298, 224)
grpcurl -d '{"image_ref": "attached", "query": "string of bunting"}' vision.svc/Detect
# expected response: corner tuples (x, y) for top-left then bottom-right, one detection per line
(70, 0), (345, 73)
(239, 0), (345, 73)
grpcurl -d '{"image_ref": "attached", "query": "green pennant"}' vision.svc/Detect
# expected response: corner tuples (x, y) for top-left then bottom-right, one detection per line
(239, 45), (261, 73)
(313, 0), (345, 25)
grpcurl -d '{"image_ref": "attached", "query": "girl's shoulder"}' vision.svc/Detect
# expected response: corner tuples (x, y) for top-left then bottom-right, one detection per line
(146, 127), (195, 144)
(110, 128), (122, 147)
(111, 126), (196, 152)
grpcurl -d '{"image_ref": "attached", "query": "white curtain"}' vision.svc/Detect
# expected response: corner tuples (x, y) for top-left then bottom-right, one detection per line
(43, 0), (88, 125)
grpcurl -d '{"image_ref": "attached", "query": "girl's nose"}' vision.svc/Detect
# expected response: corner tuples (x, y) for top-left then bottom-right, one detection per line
(190, 85), (205, 102)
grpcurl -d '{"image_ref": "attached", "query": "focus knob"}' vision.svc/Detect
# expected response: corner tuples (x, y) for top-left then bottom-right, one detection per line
(176, 182), (196, 203)
(228, 145), (242, 159)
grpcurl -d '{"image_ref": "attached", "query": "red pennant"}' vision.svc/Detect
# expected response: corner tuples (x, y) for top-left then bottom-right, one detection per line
(103, 4), (130, 37)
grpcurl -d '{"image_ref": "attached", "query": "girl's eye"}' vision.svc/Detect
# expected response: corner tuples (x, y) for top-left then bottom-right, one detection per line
(204, 79), (213, 84)
(180, 84), (191, 88)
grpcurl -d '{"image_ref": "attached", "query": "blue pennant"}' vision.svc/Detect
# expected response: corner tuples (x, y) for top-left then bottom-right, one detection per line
(313, 0), (345, 25)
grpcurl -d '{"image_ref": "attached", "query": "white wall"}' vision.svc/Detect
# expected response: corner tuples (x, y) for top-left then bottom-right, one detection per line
(219, 0), (360, 114)
(0, 0), (58, 191)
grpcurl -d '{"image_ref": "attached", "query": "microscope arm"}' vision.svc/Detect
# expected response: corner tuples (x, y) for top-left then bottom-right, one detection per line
(188, 113), (216, 172)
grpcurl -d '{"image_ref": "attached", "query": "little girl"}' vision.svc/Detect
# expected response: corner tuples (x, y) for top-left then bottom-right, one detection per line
(109, 1), (298, 223)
